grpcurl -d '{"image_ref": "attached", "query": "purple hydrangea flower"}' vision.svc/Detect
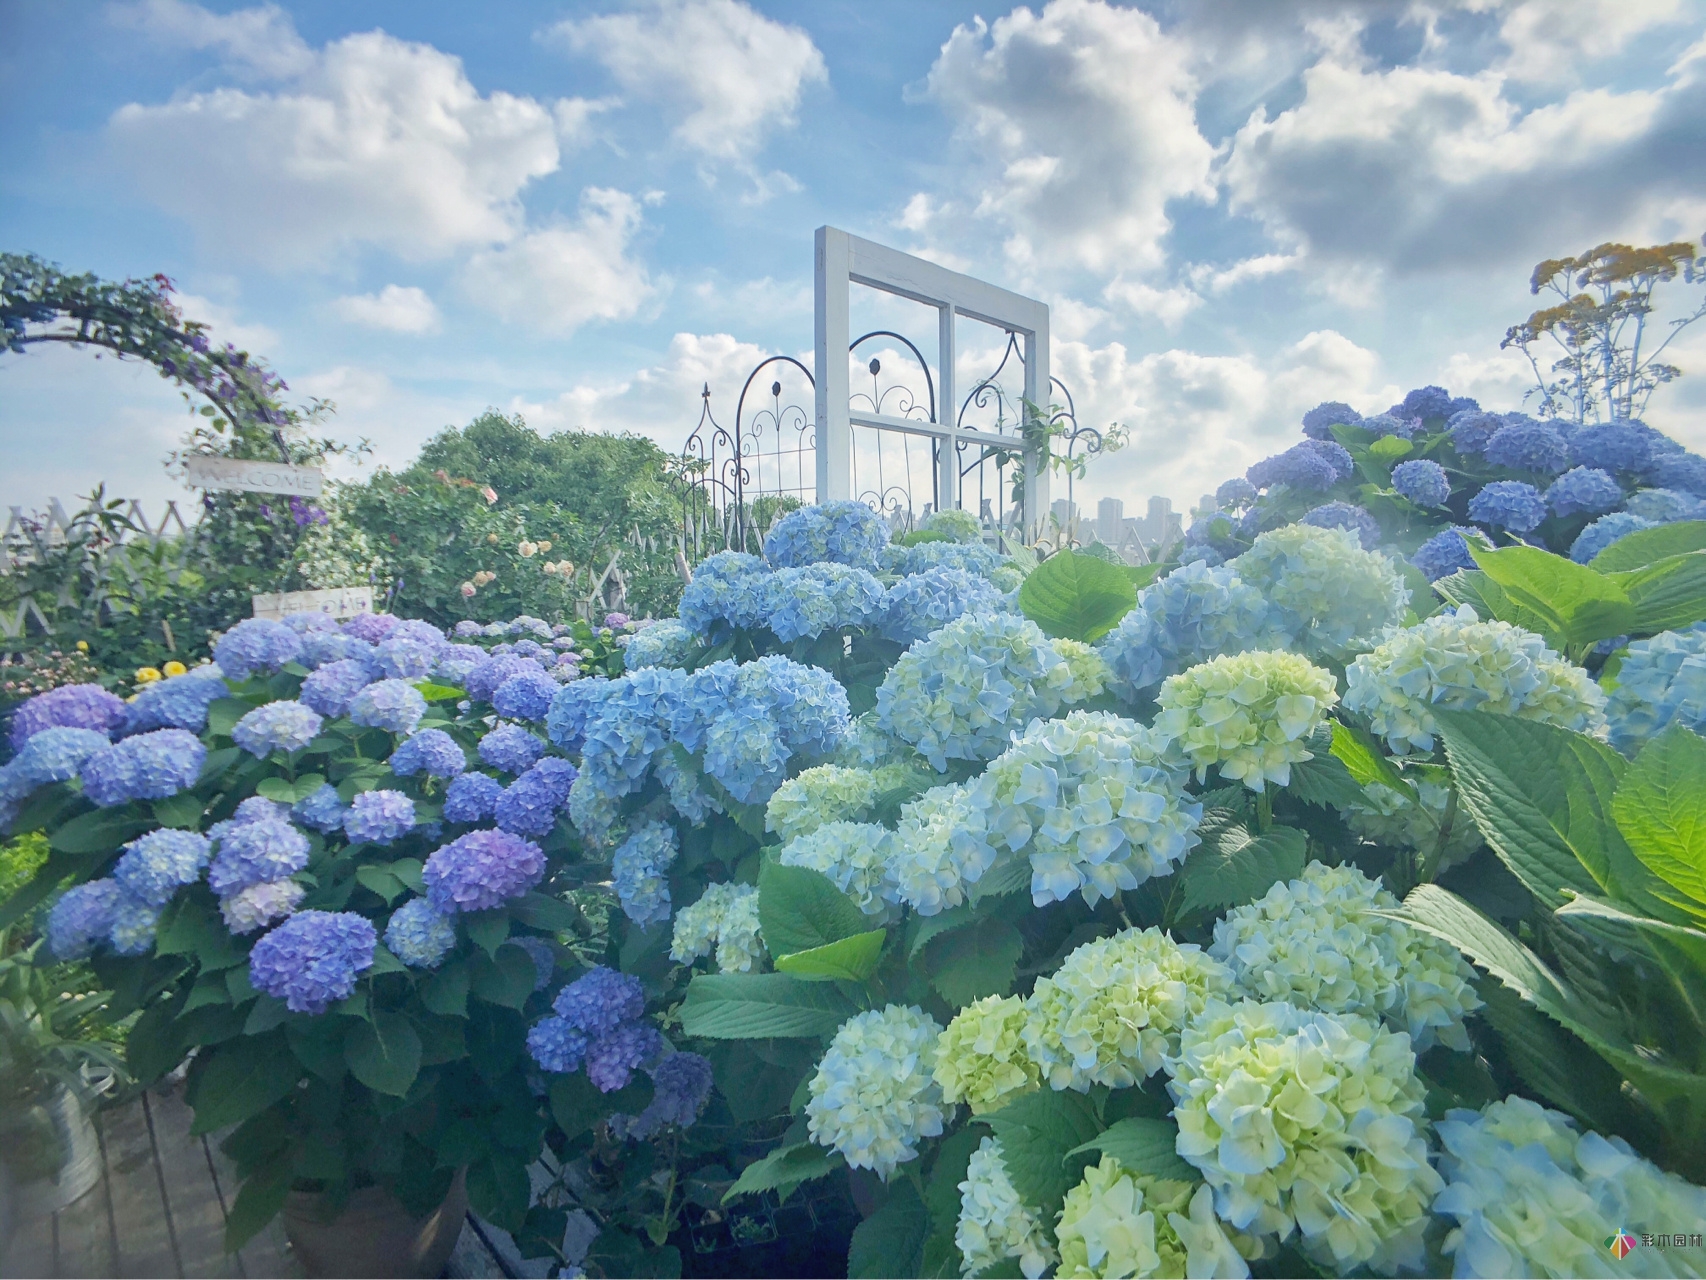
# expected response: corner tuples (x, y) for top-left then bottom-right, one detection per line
(1545, 467), (1624, 518)
(1411, 526), (1481, 581)
(492, 670), (560, 723)
(385, 896), (457, 968)
(511, 639), (547, 659)
(1214, 477), (1258, 509)
(292, 784), (349, 833)
(493, 770), (562, 837)
(113, 828), (212, 906)
(423, 828), (545, 912)
(586, 1024), (665, 1093)
(1485, 418), (1571, 473)
(7, 727), (111, 792)
(219, 878), (304, 935)
(527, 1016), (589, 1074)
(389, 728), (467, 779)
(530, 757), (578, 802)
(512, 936), (555, 990)
(453, 620), (484, 638)
(373, 636), (438, 681)
(248, 910), (377, 1014)
(9, 684), (126, 750)
(208, 817), (309, 895)
(1300, 500), (1381, 549)
(1247, 440), (1352, 492)
(1392, 459), (1451, 508)
(282, 611), (341, 635)
(347, 680), (427, 735)
(300, 659), (376, 718)
(465, 655), (545, 703)
(46, 879), (123, 960)
(388, 619), (447, 650)
(1648, 452), (1706, 497)
(80, 729), (206, 807)
(443, 772), (502, 824)
(343, 789), (416, 845)
(1447, 410), (1504, 456)
(1468, 480), (1547, 533)
(122, 669), (228, 735)
(1570, 512), (1654, 563)
(1301, 401), (1361, 439)
(552, 966), (645, 1037)
(1399, 386), (1454, 421)
(478, 723), (546, 774)
(213, 619), (303, 682)
(435, 644), (485, 684)
(232, 700), (323, 758)
(611, 1052), (716, 1139)
(299, 632), (377, 671)
(342, 613), (400, 644)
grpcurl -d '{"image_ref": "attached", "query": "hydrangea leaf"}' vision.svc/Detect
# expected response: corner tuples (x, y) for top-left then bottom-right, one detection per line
(419, 960), (469, 1017)
(1606, 551), (1706, 636)
(925, 916), (1022, 1006)
(1469, 542), (1636, 650)
(1018, 549), (1138, 643)
(1611, 724), (1706, 912)
(847, 1176), (928, 1280)
(344, 1009), (422, 1097)
(223, 1156), (293, 1253)
(1474, 979), (1641, 1138)
(722, 1141), (842, 1205)
(1173, 824), (1307, 921)
(1064, 1116), (1196, 1182)
(508, 890), (581, 933)
(679, 972), (857, 1039)
(906, 901), (979, 958)
(983, 1087), (1102, 1220)
(47, 809), (151, 856)
(463, 908), (510, 957)
(415, 682), (465, 702)
(355, 864), (408, 905)
(153, 791), (207, 828)
(1283, 752), (1366, 810)
(255, 777), (296, 803)
(468, 944), (536, 1009)
(1589, 520), (1706, 572)
(1329, 721), (1417, 802)
(774, 928), (887, 982)
(185, 1033), (301, 1135)
(758, 861), (866, 955)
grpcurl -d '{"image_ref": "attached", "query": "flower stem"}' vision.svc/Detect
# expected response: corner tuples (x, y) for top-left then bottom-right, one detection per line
(1256, 787), (1273, 833)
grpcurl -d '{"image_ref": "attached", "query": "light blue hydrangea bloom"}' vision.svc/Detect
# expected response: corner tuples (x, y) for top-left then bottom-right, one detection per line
(1625, 487), (1706, 523)
(778, 820), (897, 917)
(879, 566), (1008, 646)
(5, 727), (111, 795)
(113, 828), (212, 906)
(373, 635), (439, 681)
(1301, 500), (1381, 549)
(895, 539), (1005, 580)
(344, 789), (416, 845)
(385, 896), (457, 968)
(218, 878), (304, 935)
(299, 631), (377, 671)
(762, 563), (886, 641)
(1605, 623), (1706, 754)
(478, 723), (545, 774)
(292, 783), (348, 833)
(763, 500), (890, 569)
(79, 729), (207, 807)
(653, 749), (721, 823)
(300, 658), (377, 717)
(213, 618), (303, 681)
(1231, 524), (1409, 661)
(677, 551), (771, 634)
(804, 1005), (945, 1180)
(207, 817), (310, 896)
(232, 700), (323, 758)
(1569, 511), (1653, 563)
(671, 657), (852, 803)
(1096, 560), (1275, 697)
(1545, 467), (1623, 518)
(623, 620), (701, 670)
(46, 879), (123, 960)
(443, 771), (502, 823)
(123, 668), (229, 734)
(347, 679), (427, 735)
(389, 727), (467, 778)
(1649, 451), (1706, 495)
(613, 820), (678, 927)
(889, 783), (997, 916)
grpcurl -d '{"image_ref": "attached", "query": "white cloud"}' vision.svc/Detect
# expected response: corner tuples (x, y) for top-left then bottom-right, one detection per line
(171, 292), (281, 354)
(113, 0), (312, 78)
(1100, 279), (1203, 326)
(333, 285), (442, 334)
(546, 0), (825, 165)
(293, 365), (482, 476)
(1494, 0), (1688, 83)
(108, 5), (582, 263)
(1187, 253), (1304, 294)
(460, 188), (655, 334)
(922, 0), (1216, 277)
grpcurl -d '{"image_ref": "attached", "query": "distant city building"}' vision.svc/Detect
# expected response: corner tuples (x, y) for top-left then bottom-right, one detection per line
(1051, 498), (1078, 532)
(1097, 497), (1124, 546)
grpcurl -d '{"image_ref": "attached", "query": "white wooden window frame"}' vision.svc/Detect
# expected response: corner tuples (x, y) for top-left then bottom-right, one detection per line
(814, 226), (1050, 534)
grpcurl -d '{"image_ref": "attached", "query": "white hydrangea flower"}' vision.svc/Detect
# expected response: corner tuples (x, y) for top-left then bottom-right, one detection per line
(1167, 999), (1441, 1273)
(956, 1137), (1057, 1279)
(670, 882), (765, 973)
(933, 994), (1041, 1115)
(1056, 1156), (1252, 1280)
(1230, 524), (1409, 661)
(889, 783), (997, 915)
(1155, 651), (1338, 791)
(1435, 1095), (1706, 1279)
(972, 711), (1202, 908)
(776, 821), (896, 918)
(764, 761), (925, 842)
(1342, 777), (1483, 872)
(805, 1005), (946, 1180)
(1023, 927), (1235, 1092)
(1342, 605), (1607, 754)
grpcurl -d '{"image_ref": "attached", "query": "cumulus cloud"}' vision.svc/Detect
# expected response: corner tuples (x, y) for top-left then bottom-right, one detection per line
(1493, 0), (1688, 83)
(545, 0), (826, 165)
(113, 0), (312, 78)
(333, 285), (441, 334)
(171, 292), (281, 355)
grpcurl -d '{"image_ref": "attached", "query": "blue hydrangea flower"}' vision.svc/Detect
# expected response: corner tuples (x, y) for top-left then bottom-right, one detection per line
(1230, 525), (1410, 662)
(586, 1023), (665, 1093)
(1412, 527), (1481, 581)
(229, 796), (289, 825)
(895, 540), (1006, 580)
(678, 551), (772, 634)
(372, 635), (439, 680)
(763, 500), (890, 569)
(542, 677), (612, 754)
(388, 728), (466, 779)
(214, 619), (303, 682)
(232, 700), (323, 758)
(80, 729), (206, 807)
(434, 643), (485, 684)
(1097, 561), (1274, 696)
(1247, 441), (1351, 492)
(344, 789), (416, 845)
(1391, 459), (1450, 508)
(46, 879), (123, 960)
(494, 769), (563, 837)
(1546, 467), (1624, 518)
(1300, 501), (1381, 549)
(292, 783), (349, 833)
(478, 723), (545, 774)
(385, 897), (457, 969)
(122, 669), (228, 734)
(612, 820), (678, 926)
(672, 657), (851, 803)
(1571, 420), (1657, 473)
(1485, 419), (1571, 473)
(1468, 480), (1547, 533)
(388, 619), (447, 650)
(559, 670), (686, 823)
(6, 727), (112, 794)
(1570, 512), (1654, 563)
(1447, 410), (1504, 456)
(300, 658), (376, 718)
(1648, 451), (1706, 496)
(9, 684), (125, 750)
(611, 1051), (716, 1139)
(1606, 623), (1706, 753)
(108, 890), (161, 956)
(1359, 413), (1414, 440)
(342, 613), (399, 644)
(299, 632), (377, 671)
(528, 757), (578, 803)
(492, 669), (560, 722)
(513, 935), (555, 990)
(880, 565), (1008, 646)
(1215, 477), (1258, 508)
(423, 828), (545, 912)
(443, 771), (502, 823)
(282, 610), (340, 635)
(1400, 386), (1454, 420)
(1626, 488), (1706, 524)
(219, 879), (305, 935)
(453, 620), (484, 638)
(623, 621), (701, 671)
(248, 910), (376, 1014)
(763, 563), (887, 641)
(347, 680), (427, 735)
(527, 1016), (589, 1073)
(465, 653), (546, 702)
(113, 828), (212, 906)
(207, 818), (310, 896)
(1301, 402), (1361, 439)
(553, 966), (645, 1036)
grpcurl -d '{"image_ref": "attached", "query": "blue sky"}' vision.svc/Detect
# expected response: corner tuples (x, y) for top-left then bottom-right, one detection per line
(4, 0), (1706, 522)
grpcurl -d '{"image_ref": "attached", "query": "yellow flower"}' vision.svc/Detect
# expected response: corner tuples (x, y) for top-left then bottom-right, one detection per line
(76, 640), (89, 652)
(162, 660), (187, 677)
(135, 667), (163, 684)
(487, 532), (500, 544)
(537, 539), (553, 552)
(518, 541), (538, 557)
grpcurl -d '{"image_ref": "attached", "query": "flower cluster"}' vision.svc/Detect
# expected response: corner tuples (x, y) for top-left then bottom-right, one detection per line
(1343, 606), (1607, 754)
(763, 500), (890, 569)
(1605, 622), (1706, 753)
(670, 882), (765, 973)
(1246, 441), (1352, 492)
(384, 896), (457, 969)
(932, 994), (1040, 1114)
(1411, 526), (1481, 582)
(1392, 459), (1450, 508)
(423, 828), (545, 912)
(528, 966), (662, 1092)
(1485, 418), (1570, 473)
(1626, 486), (1706, 523)
(1231, 525), (1408, 661)
(777, 821), (895, 917)
(344, 788), (416, 845)
(208, 806), (309, 901)
(1300, 500), (1381, 550)
(1545, 466), (1623, 517)
(300, 658), (376, 718)
(1468, 480), (1547, 533)
(622, 620), (701, 671)
(765, 762), (916, 842)
(1096, 561), (1276, 697)
(80, 728), (208, 807)
(45, 880), (125, 960)
(890, 539), (1008, 583)
(113, 828), (211, 906)
(248, 910), (377, 1015)
(878, 565), (1008, 646)
(671, 657), (852, 804)
(1156, 651), (1338, 791)
(213, 619), (302, 682)
(492, 668), (560, 721)
(956, 1138), (1057, 1280)
(123, 668), (229, 734)
(609, 1052), (717, 1141)
(1570, 511), (1653, 563)
(888, 782), (995, 915)
(678, 551), (772, 634)
(347, 679), (427, 735)
(612, 820), (678, 927)
(762, 562), (886, 641)
(1055, 1158), (1251, 1280)
(1301, 401), (1360, 438)
(805, 1005), (945, 1180)
(232, 700), (323, 758)
(8, 683), (127, 749)
(389, 727), (467, 778)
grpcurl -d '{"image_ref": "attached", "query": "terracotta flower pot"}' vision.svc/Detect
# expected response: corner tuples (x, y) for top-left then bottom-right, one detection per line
(281, 1168), (467, 1279)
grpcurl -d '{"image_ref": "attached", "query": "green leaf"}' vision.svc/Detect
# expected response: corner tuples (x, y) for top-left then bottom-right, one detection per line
(1175, 825), (1307, 920)
(255, 777), (297, 803)
(127, 999), (187, 1083)
(679, 972), (858, 1039)
(223, 1156), (293, 1252)
(48, 809), (149, 855)
(758, 861), (866, 956)
(207, 698), (252, 738)
(985, 1088), (1103, 1220)
(355, 865), (408, 905)
(1476, 980), (1639, 1138)
(907, 902), (980, 958)
(1590, 520), (1706, 572)
(1284, 752), (1369, 809)
(1329, 722), (1416, 801)
(926, 916), (1023, 1006)
(469, 944), (537, 1010)
(1018, 549), (1138, 643)
(414, 682), (466, 702)
(1612, 725), (1706, 911)
(152, 791), (207, 828)
(1124, 564), (1163, 591)
(723, 1142), (842, 1205)
(186, 1036), (301, 1135)
(243, 995), (289, 1036)
(1470, 542), (1637, 650)
(1555, 894), (1706, 991)
(509, 892), (581, 933)
(1369, 435), (1412, 462)
(464, 909), (510, 957)
(775, 929), (887, 982)
(285, 1019), (347, 1082)
(848, 1178), (928, 1280)
(1607, 552), (1706, 635)
(1066, 1117), (1195, 1181)
(548, 1072), (609, 1143)
(344, 1011), (423, 1097)
(420, 961), (470, 1017)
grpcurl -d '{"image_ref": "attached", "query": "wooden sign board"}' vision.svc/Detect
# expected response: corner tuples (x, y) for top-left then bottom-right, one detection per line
(252, 586), (373, 622)
(185, 456), (324, 498)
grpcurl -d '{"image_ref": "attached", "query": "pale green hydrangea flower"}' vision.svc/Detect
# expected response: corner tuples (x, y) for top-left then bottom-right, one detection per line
(1052, 638), (1112, 703)
(765, 761), (926, 842)
(933, 994), (1041, 1114)
(1230, 524), (1409, 661)
(890, 782), (1000, 915)
(834, 711), (912, 767)
(805, 1005), (946, 1180)
(972, 711), (1203, 908)
(1209, 861), (1481, 1052)
(670, 882), (765, 973)
(1167, 999), (1441, 1273)
(1342, 777), (1482, 871)
(1023, 926), (1235, 1092)
(922, 508), (984, 542)
(777, 820), (896, 918)
(1155, 651), (1338, 791)
(956, 1137), (1057, 1279)
(1435, 1095), (1706, 1280)
(1056, 1156), (1252, 1279)
(1342, 605), (1608, 754)
(990, 562), (1026, 592)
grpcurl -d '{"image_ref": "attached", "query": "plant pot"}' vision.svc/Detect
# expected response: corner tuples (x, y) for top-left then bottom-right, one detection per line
(281, 1169), (467, 1279)
(11, 1083), (103, 1215)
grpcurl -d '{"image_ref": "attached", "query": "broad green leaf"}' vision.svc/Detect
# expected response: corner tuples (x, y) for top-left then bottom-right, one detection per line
(1590, 520), (1706, 572)
(414, 682), (466, 702)
(463, 908), (510, 957)
(1431, 570), (1493, 615)
(207, 698), (252, 738)
(223, 1155), (292, 1251)
(255, 777), (297, 803)
(848, 1178), (929, 1280)
(355, 865), (408, 905)
(907, 902), (979, 958)
(419, 960), (469, 1017)
(1555, 894), (1706, 1024)
(723, 1142), (842, 1205)
(468, 944), (538, 1010)
(285, 1019), (347, 1081)
(679, 972), (857, 1039)
(48, 809), (150, 856)
(1476, 980), (1640, 1139)
(344, 1010), (422, 1097)
(968, 854), (1033, 901)
(758, 862), (867, 956)
(1065, 1117), (1196, 1181)
(775, 929), (887, 982)
(1018, 549), (1138, 643)
(152, 792), (206, 828)
(1175, 825), (1307, 920)
(126, 998), (187, 1083)
(926, 917), (1023, 1006)
(985, 1088), (1103, 1220)
(1284, 752), (1366, 809)
(1125, 564), (1163, 591)
(368, 944), (407, 976)
(1469, 543), (1636, 649)
(549, 1072), (623, 1143)
(509, 891), (582, 933)
(1329, 722), (1416, 801)
(1369, 435), (1412, 462)
(186, 1035), (301, 1135)
(1607, 552), (1706, 636)
(1612, 725), (1706, 911)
